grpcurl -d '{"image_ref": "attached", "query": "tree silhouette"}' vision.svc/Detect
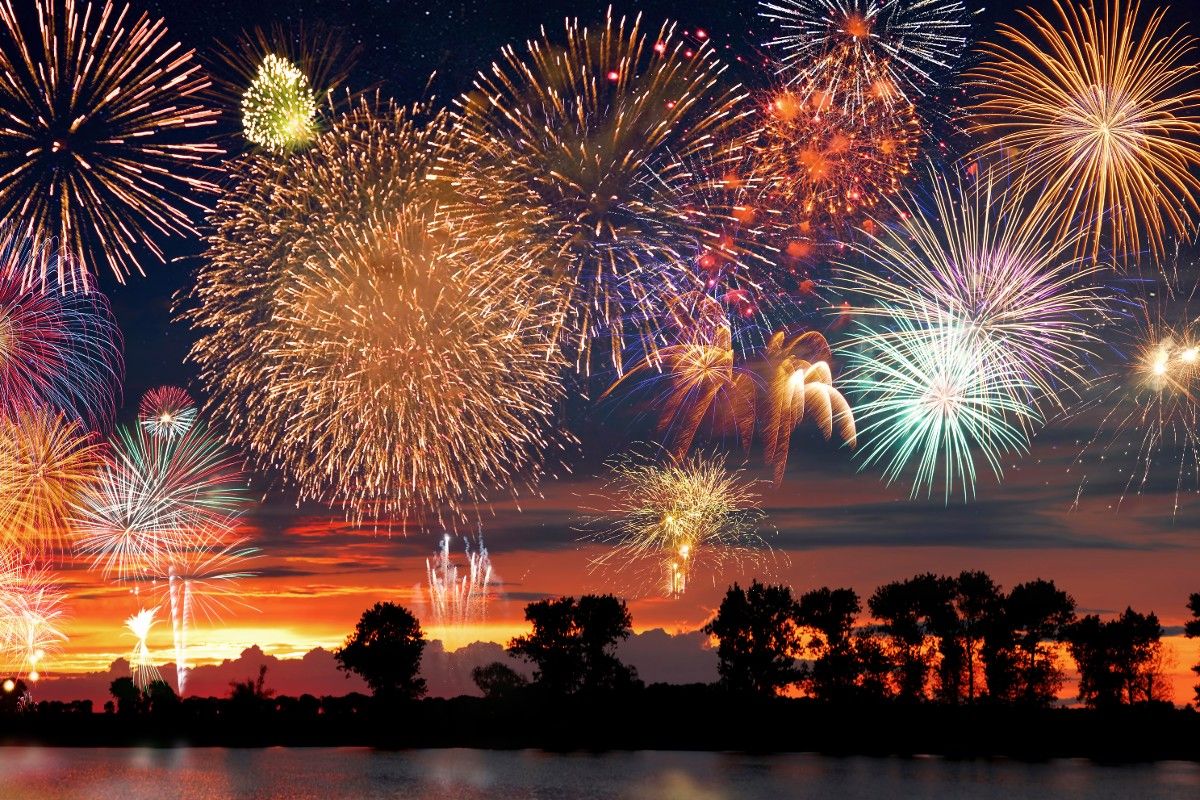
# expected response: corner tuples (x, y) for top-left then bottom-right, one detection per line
(1187, 593), (1200, 705)
(229, 665), (276, 714)
(472, 661), (528, 699)
(1068, 608), (1164, 707)
(507, 595), (639, 694)
(704, 581), (800, 696)
(868, 574), (947, 701)
(953, 571), (1002, 704)
(109, 676), (142, 715)
(984, 579), (1075, 706)
(796, 586), (862, 702)
(335, 602), (427, 701)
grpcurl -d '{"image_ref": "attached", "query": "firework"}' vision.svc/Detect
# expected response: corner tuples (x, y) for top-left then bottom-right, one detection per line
(437, 9), (751, 372)
(0, 410), (104, 558)
(0, 0), (221, 285)
(152, 539), (258, 696)
(426, 534), (494, 633)
(138, 386), (198, 440)
(0, 232), (123, 429)
(839, 167), (1109, 412)
(745, 84), (921, 239)
(759, 0), (968, 117)
(1071, 295), (1200, 515)
(760, 330), (856, 485)
(125, 607), (161, 690)
(182, 99), (567, 524)
(584, 450), (774, 598)
(73, 424), (247, 582)
(241, 54), (320, 152)
(0, 559), (67, 684)
(843, 316), (1038, 502)
(970, 0), (1200, 261)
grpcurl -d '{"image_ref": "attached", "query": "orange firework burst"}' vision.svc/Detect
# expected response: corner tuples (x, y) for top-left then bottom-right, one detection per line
(437, 8), (750, 373)
(0, 0), (220, 286)
(0, 410), (103, 558)
(182, 99), (569, 524)
(970, 0), (1200, 262)
(745, 83), (921, 242)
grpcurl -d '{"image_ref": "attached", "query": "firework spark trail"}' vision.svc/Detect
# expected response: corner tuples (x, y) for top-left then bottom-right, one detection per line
(583, 450), (776, 598)
(125, 607), (161, 691)
(842, 316), (1038, 503)
(970, 0), (1200, 263)
(0, 231), (123, 430)
(437, 8), (751, 374)
(152, 539), (258, 695)
(759, 0), (968, 118)
(183, 98), (569, 525)
(425, 534), (494, 631)
(138, 387), (198, 441)
(0, 0), (221, 285)
(839, 166), (1109, 414)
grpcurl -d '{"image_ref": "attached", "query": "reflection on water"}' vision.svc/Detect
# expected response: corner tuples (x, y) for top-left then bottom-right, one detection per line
(0, 748), (1197, 800)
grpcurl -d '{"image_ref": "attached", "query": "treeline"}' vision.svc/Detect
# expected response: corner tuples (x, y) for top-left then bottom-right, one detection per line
(1, 577), (1199, 758)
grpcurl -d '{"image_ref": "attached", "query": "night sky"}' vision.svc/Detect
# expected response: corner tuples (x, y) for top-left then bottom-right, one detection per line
(38, 0), (1200, 706)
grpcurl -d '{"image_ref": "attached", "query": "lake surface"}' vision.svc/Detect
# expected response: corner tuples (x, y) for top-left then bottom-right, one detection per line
(0, 748), (1198, 799)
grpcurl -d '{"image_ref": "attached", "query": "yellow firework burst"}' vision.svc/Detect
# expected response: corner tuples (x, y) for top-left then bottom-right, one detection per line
(0, 410), (103, 558)
(583, 450), (776, 598)
(436, 9), (751, 373)
(181, 99), (568, 524)
(970, 0), (1200, 262)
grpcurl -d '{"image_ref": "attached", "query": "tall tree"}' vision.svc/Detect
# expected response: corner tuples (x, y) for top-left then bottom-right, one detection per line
(796, 586), (862, 702)
(868, 574), (950, 702)
(507, 595), (639, 694)
(1187, 593), (1200, 705)
(704, 581), (801, 695)
(984, 579), (1075, 706)
(335, 602), (427, 701)
(1068, 608), (1164, 707)
(953, 571), (1003, 704)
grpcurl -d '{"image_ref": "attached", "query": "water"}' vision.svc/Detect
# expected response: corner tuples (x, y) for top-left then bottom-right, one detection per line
(0, 748), (1197, 799)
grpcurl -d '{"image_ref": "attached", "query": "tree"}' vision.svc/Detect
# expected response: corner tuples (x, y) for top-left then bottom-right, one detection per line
(507, 595), (638, 694)
(984, 579), (1075, 706)
(335, 602), (427, 700)
(144, 680), (179, 716)
(229, 665), (276, 713)
(953, 571), (1003, 704)
(704, 581), (801, 696)
(1068, 608), (1164, 707)
(471, 661), (528, 699)
(1187, 593), (1200, 705)
(109, 676), (142, 715)
(796, 586), (862, 702)
(868, 574), (947, 702)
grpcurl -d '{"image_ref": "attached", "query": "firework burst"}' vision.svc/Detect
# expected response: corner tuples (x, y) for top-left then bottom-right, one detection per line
(0, 232), (123, 429)
(0, 410), (104, 558)
(242, 54), (320, 153)
(584, 450), (775, 598)
(970, 0), (1200, 262)
(73, 424), (247, 582)
(0, 558), (67, 684)
(437, 8), (751, 373)
(0, 0), (221, 285)
(182, 99), (568, 524)
(839, 167), (1109, 413)
(1071, 293), (1200, 515)
(759, 0), (969, 118)
(138, 386), (198, 441)
(842, 316), (1038, 503)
